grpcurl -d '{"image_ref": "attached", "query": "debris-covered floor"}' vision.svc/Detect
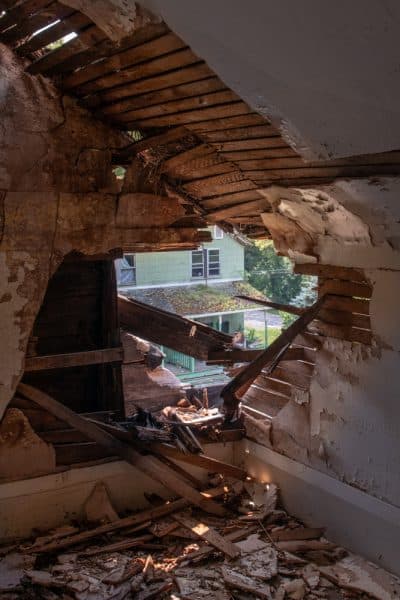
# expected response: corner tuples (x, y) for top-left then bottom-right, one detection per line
(1, 473), (399, 600)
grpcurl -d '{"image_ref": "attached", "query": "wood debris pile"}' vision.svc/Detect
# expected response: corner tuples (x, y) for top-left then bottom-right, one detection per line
(1, 474), (399, 600)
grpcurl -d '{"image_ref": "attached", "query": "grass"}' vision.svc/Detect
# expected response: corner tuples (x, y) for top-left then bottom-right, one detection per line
(245, 325), (281, 348)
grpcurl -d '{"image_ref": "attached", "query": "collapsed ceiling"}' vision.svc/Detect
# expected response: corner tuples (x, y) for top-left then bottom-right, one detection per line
(2, 0), (400, 256)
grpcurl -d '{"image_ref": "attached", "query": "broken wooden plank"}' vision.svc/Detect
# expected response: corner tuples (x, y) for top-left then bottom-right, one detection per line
(322, 295), (369, 315)
(308, 321), (372, 345)
(235, 294), (305, 315)
(182, 525), (258, 563)
(173, 513), (240, 559)
(118, 294), (231, 360)
(24, 498), (189, 553)
(17, 384), (226, 517)
(319, 279), (372, 299)
(222, 567), (271, 599)
(294, 263), (367, 283)
(24, 347), (123, 371)
(149, 443), (248, 481)
(270, 527), (325, 542)
(221, 295), (327, 414)
(79, 534), (154, 557)
(276, 540), (336, 552)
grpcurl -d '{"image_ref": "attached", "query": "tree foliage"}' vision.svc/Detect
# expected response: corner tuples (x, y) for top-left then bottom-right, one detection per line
(245, 240), (303, 304)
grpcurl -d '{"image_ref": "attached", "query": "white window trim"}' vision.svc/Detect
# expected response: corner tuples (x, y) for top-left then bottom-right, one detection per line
(213, 225), (224, 239)
(191, 249), (205, 279)
(119, 253), (136, 287)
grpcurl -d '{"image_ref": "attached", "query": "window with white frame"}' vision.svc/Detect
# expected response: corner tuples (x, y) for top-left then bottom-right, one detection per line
(119, 254), (136, 285)
(191, 250), (205, 278)
(207, 248), (220, 277)
(213, 225), (224, 239)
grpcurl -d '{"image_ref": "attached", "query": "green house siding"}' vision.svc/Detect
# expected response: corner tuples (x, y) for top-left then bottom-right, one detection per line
(135, 250), (191, 286)
(116, 230), (245, 288)
(197, 312), (244, 334)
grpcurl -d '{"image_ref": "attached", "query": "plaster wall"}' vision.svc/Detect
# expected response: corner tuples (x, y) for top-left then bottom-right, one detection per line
(0, 443), (233, 540)
(0, 45), (199, 418)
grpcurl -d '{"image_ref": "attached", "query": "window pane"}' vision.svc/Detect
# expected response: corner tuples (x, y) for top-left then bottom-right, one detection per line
(208, 249), (219, 260)
(121, 254), (135, 269)
(192, 266), (204, 277)
(192, 252), (203, 264)
(120, 268), (136, 285)
(208, 266), (220, 276)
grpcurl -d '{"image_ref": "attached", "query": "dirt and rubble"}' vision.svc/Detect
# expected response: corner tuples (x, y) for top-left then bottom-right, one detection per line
(1, 469), (399, 600)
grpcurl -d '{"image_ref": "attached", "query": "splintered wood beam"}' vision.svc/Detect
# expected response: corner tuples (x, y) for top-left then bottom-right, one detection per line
(149, 443), (247, 480)
(17, 384), (226, 517)
(221, 295), (327, 414)
(26, 498), (189, 554)
(235, 295), (305, 316)
(24, 347), (123, 372)
(118, 295), (231, 360)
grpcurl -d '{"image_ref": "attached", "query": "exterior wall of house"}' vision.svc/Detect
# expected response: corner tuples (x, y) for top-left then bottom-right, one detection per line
(197, 312), (244, 334)
(115, 230), (245, 288)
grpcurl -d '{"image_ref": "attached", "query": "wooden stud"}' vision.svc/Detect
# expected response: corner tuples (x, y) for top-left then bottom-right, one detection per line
(24, 347), (123, 371)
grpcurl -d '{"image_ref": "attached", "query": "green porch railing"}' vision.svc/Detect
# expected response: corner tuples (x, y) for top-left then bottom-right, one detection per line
(162, 347), (195, 372)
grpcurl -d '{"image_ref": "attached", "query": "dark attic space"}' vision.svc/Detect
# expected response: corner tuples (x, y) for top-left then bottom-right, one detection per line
(1, 1), (400, 598)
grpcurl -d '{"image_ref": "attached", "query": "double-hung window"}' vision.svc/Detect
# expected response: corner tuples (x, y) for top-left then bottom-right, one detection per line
(119, 254), (136, 285)
(207, 249), (220, 276)
(191, 249), (220, 278)
(191, 250), (205, 278)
